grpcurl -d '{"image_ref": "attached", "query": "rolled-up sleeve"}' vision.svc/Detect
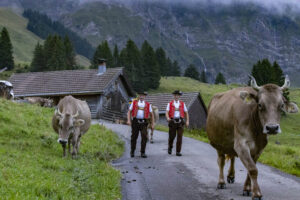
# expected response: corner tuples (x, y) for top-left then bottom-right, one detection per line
(166, 103), (170, 111)
(184, 103), (188, 112)
(129, 103), (133, 111)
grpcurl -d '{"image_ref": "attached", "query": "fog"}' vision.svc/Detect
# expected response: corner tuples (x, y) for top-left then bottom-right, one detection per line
(78, 0), (300, 14)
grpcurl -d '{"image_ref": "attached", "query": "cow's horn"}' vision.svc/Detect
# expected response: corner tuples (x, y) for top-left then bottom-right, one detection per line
(280, 75), (290, 90)
(55, 108), (63, 117)
(248, 75), (261, 91)
(72, 111), (79, 118)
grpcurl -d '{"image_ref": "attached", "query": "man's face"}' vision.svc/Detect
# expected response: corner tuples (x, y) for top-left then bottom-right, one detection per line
(139, 95), (146, 101)
(174, 94), (180, 101)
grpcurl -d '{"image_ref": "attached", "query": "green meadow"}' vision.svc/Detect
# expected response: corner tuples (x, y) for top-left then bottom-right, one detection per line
(0, 99), (124, 200)
(154, 77), (300, 177)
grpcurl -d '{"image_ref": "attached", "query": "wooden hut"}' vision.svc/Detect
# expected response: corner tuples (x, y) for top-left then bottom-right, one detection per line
(9, 67), (135, 120)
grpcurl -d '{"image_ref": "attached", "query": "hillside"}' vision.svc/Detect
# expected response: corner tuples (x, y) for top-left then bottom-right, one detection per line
(0, 8), (90, 67)
(8, 0), (300, 85)
(154, 77), (300, 176)
(0, 99), (123, 199)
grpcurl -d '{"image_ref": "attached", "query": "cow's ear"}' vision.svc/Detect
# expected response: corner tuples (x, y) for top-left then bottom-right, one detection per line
(240, 91), (257, 104)
(75, 119), (85, 127)
(284, 101), (299, 113)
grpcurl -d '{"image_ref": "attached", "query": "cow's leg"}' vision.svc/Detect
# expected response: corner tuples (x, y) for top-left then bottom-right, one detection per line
(217, 151), (226, 189)
(227, 156), (235, 184)
(71, 134), (79, 159)
(243, 174), (251, 196)
(76, 135), (81, 154)
(234, 142), (262, 199)
(150, 128), (154, 143)
(68, 138), (71, 155)
(62, 143), (67, 157)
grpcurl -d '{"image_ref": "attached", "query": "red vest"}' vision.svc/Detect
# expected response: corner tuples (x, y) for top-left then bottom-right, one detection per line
(132, 100), (150, 119)
(169, 100), (185, 118)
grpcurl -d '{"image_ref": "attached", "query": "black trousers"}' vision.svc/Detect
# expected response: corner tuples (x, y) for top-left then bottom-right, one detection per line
(131, 118), (148, 154)
(168, 118), (184, 153)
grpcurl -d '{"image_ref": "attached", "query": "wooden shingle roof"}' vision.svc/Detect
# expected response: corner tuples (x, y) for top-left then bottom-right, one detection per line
(146, 92), (207, 114)
(9, 67), (133, 97)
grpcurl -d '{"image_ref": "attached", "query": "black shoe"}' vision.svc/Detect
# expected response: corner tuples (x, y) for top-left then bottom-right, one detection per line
(176, 152), (182, 156)
(130, 151), (134, 158)
(141, 153), (147, 158)
(168, 148), (172, 155)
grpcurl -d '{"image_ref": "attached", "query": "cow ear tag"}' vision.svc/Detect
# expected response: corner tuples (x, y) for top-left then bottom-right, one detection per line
(240, 91), (255, 104)
(75, 119), (85, 127)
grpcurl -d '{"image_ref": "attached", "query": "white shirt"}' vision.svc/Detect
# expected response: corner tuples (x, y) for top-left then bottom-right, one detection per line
(166, 100), (187, 119)
(129, 100), (153, 119)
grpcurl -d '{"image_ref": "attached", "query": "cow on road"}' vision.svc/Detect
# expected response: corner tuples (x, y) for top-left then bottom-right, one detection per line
(206, 75), (298, 200)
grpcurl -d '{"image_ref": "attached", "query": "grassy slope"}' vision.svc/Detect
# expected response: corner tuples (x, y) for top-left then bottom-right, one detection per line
(154, 77), (300, 177)
(0, 8), (90, 67)
(0, 99), (124, 199)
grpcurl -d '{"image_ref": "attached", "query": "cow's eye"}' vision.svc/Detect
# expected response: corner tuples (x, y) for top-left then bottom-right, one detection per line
(258, 103), (263, 110)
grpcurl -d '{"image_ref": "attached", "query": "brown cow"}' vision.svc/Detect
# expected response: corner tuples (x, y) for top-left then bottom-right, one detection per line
(148, 105), (159, 143)
(52, 96), (91, 158)
(25, 97), (53, 107)
(206, 75), (298, 200)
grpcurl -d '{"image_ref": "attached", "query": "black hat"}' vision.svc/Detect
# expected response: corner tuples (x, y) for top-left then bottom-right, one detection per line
(137, 91), (148, 96)
(172, 90), (182, 95)
(98, 58), (107, 64)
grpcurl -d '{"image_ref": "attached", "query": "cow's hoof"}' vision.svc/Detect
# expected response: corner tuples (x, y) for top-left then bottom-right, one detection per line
(252, 197), (263, 200)
(243, 190), (251, 196)
(217, 183), (226, 189)
(227, 176), (235, 184)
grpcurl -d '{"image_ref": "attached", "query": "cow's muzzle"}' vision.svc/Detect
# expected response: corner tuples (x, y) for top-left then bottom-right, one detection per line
(264, 124), (281, 134)
(57, 138), (68, 145)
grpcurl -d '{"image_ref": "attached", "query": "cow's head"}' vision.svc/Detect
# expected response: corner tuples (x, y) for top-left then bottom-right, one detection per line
(240, 75), (298, 135)
(55, 109), (85, 145)
(43, 98), (53, 107)
(0, 81), (14, 100)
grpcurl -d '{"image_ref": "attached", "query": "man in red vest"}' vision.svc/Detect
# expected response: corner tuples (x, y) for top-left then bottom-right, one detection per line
(127, 91), (154, 158)
(165, 90), (189, 156)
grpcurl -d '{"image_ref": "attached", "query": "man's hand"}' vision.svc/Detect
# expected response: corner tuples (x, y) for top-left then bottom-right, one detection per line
(127, 120), (131, 126)
(167, 118), (171, 122)
(185, 121), (189, 127)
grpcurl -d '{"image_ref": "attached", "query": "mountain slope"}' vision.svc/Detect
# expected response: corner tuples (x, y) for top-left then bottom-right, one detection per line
(0, 8), (90, 67)
(0, 7), (42, 63)
(4, 1), (300, 85)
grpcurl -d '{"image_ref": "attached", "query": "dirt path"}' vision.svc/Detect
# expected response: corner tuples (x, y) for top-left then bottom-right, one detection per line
(103, 122), (300, 200)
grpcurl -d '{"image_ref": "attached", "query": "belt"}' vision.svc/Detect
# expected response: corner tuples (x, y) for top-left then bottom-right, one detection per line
(171, 118), (182, 123)
(134, 118), (146, 123)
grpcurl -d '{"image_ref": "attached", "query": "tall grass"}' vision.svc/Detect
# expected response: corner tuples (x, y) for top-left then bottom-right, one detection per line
(0, 99), (124, 199)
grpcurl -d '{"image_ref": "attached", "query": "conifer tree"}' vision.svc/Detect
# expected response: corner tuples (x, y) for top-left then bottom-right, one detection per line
(171, 60), (181, 76)
(200, 70), (207, 83)
(155, 47), (168, 76)
(120, 39), (143, 91)
(45, 35), (65, 71)
(0, 27), (14, 70)
(184, 64), (199, 80)
(215, 72), (226, 84)
(30, 42), (45, 72)
(112, 44), (120, 68)
(141, 40), (160, 89)
(64, 36), (76, 70)
(91, 40), (113, 68)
